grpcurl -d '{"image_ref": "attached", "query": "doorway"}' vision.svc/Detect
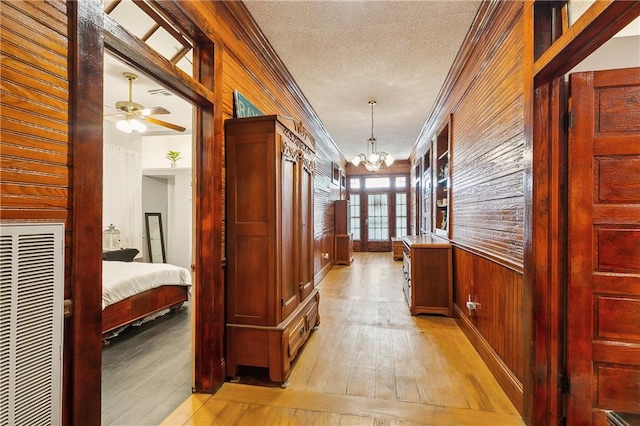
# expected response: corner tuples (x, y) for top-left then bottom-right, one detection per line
(73, 1), (223, 423)
(528, 4), (640, 423)
(348, 175), (409, 252)
(101, 51), (196, 424)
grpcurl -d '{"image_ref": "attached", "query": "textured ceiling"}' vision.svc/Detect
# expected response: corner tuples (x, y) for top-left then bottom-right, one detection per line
(103, 1), (481, 157)
(244, 1), (482, 161)
(102, 3), (639, 160)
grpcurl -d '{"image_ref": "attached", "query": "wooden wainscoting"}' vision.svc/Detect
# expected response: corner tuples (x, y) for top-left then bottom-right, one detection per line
(453, 247), (524, 414)
(314, 230), (335, 283)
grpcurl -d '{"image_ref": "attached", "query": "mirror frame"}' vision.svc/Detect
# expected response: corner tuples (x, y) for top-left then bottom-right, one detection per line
(145, 212), (166, 263)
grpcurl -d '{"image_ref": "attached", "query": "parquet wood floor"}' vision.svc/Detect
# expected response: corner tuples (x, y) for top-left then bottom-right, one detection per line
(162, 252), (523, 425)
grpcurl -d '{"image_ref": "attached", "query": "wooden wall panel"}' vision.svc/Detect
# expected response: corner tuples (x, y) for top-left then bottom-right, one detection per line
(448, 19), (525, 270)
(0, 1), (70, 229)
(410, 1), (525, 412)
(181, 1), (344, 276)
(454, 247), (524, 413)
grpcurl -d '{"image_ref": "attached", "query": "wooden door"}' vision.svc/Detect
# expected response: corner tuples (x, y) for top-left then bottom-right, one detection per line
(567, 67), (640, 424)
(364, 192), (391, 252)
(298, 160), (314, 301)
(280, 135), (299, 320)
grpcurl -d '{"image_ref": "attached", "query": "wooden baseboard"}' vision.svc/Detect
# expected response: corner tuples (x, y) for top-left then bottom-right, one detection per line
(314, 261), (333, 285)
(454, 304), (523, 414)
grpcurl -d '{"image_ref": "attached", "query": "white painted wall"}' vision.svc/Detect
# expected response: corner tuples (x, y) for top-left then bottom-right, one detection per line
(103, 121), (193, 268)
(142, 175), (169, 262)
(142, 168), (193, 270)
(141, 134), (193, 169)
(571, 35), (640, 73)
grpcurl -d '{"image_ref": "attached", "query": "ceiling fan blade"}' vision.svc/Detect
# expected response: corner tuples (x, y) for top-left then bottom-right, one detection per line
(140, 106), (171, 116)
(143, 115), (186, 132)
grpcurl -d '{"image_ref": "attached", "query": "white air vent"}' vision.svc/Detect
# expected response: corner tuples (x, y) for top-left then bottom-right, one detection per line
(0, 223), (64, 426)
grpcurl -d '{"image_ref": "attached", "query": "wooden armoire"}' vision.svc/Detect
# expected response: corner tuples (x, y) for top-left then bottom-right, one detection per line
(225, 115), (320, 384)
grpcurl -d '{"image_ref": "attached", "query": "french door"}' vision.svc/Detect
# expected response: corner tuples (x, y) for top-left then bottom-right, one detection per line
(348, 175), (409, 252)
(364, 192), (390, 251)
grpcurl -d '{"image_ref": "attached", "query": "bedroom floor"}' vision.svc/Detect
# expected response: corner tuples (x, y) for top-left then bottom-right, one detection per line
(102, 303), (192, 426)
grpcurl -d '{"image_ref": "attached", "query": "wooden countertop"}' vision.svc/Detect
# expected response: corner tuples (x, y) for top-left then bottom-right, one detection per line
(402, 235), (451, 248)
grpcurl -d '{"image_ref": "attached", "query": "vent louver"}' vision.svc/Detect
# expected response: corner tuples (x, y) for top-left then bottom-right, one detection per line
(0, 224), (64, 426)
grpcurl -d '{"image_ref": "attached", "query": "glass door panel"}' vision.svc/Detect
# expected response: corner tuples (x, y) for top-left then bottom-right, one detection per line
(366, 193), (390, 251)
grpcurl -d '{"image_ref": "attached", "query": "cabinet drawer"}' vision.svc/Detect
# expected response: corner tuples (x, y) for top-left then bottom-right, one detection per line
(288, 315), (307, 359)
(305, 301), (318, 331)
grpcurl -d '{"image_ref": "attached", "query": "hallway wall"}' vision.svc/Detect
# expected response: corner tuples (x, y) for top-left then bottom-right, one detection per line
(411, 1), (525, 413)
(177, 2), (344, 281)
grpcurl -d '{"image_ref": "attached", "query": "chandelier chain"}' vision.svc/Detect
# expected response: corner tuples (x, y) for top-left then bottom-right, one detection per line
(351, 100), (394, 172)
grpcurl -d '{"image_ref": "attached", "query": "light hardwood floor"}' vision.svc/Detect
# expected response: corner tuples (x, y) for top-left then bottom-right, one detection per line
(162, 252), (523, 425)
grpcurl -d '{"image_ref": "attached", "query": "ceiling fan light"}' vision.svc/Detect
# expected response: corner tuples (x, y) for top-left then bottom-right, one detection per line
(130, 118), (146, 133)
(116, 119), (133, 134)
(116, 118), (146, 134)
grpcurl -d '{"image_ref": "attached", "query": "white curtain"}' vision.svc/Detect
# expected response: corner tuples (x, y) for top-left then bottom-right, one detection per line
(103, 144), (143, 253)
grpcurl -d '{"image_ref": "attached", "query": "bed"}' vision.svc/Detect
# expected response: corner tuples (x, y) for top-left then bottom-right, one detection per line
(102, 252), (191, 339)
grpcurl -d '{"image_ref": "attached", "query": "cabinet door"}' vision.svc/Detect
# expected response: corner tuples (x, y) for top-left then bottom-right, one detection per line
(298, 163), (314, 300)
(281, 151), (299, 320)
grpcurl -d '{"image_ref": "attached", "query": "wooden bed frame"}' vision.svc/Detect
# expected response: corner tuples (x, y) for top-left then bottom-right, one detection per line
(102, 285), (189, 335)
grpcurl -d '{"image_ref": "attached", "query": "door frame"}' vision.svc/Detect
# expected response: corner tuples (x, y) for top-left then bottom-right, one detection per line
(348, 174), (410, 252)
(362, 191), (392, 252)
(70, 1), (223, 423)
(524, 2), (640, 424)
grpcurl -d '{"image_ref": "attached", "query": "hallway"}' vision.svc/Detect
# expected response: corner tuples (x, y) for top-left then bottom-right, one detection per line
(162, 252), (523, 425)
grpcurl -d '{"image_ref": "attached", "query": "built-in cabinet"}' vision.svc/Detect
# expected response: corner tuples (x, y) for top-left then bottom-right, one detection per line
(422, 149), (432, 235)
(401, 235), (452, 316)
(434, 120), (450, 237)
(225, 115), (320, 384)
(334, 199), (354, 265)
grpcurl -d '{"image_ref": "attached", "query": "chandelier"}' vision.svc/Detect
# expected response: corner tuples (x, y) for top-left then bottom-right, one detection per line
(351, 100), (394, 172)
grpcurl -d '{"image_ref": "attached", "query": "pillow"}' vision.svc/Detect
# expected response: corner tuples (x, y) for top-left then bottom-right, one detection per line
(102, 248), (139, 262)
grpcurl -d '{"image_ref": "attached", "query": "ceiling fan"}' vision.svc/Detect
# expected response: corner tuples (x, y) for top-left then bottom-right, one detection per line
(108, 72), (186, 133)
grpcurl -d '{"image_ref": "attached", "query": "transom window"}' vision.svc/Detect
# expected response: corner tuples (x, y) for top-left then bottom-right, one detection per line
(365, 177), (390, 189)
(104, 0), (193, 76)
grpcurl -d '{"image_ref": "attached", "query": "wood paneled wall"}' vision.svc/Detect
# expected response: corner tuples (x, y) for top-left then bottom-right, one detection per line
(0, 0), (69, 264)
(179, 2), (344, 276)
(410, 1), (525, 412)
(453, 248), (523, 413)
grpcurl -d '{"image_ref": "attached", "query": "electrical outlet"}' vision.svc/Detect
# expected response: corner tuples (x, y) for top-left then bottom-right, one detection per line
(466, 294), (478, 311)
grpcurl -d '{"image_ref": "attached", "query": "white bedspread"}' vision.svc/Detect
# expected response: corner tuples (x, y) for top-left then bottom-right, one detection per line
(102, 261), (192, 309)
